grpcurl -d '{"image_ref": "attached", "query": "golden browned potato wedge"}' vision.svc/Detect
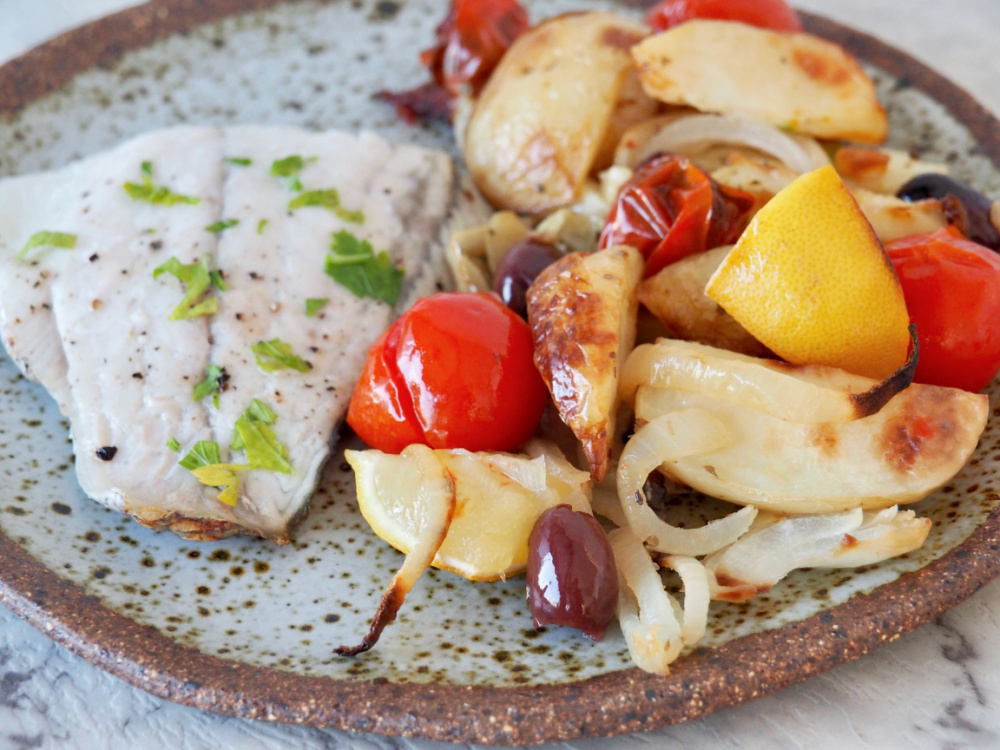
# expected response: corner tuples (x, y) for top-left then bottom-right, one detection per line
(632, 20), (887, 143)
(463, 12), (656, 214)
(834, 145), (948, 194)
(636, 246), (769, 357)
(635, 382), (988, 515)
(527, 245), (644, 481)
(852, 189), (947, 242)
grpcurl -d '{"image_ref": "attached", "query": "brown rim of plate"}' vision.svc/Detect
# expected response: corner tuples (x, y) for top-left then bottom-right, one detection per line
(1, 1), (1000, 745)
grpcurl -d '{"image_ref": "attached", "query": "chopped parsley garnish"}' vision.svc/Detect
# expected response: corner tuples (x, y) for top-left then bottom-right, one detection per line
(16, 231), (77, 261)
(305, 298), (329, 317)
(124, 161), (200, 206)
(178, 440), (222, 471)
(192, 364), (228, 408)
(325, 230), (403, 305)
(251, 338), (312, 373)
(179, 400), (293, 507)
(205, 218), (239, 233)
(288, 189), (364, 223)
(257, 219), (269, 235)
(230, 398), (277, 451)
(270, 155), (314, 191)
(227, 157), (252, 166)
(190, 463), (245, 506)
(167, 437), (181, 452)
(152, 254), (222, 320)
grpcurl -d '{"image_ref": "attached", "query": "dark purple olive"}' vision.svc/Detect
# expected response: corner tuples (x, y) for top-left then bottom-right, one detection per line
(896, 173), (1000, 251)
(493, 239), (562, 317)
(526, 504), (618, 640)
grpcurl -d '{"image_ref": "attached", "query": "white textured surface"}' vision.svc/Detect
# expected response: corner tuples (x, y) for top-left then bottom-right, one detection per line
(2, 1), (1000, 749)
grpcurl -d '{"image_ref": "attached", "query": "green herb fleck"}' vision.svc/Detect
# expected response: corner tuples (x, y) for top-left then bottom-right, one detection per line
(324, 230), (403, 305)
(192, 364), (228, 408)
(235, 420), (292, 474)
(16, 231), (77, 261)
(257, 219), (269, 235)
(227, 157), (252, 166)
(305, 298), (329, 317)
(288, 189), (364, 223)
(190, 463), (245, 506)
(205, 218), (239, 233)
(166, 437), (181, 452)
(178, 440), (222, 471)
(152, 254), (222, 320)
(229, 398), (278, 451)
(124, 161), (200, 206)
(251, 338), (312, 373)
(270, 155), (314, 191)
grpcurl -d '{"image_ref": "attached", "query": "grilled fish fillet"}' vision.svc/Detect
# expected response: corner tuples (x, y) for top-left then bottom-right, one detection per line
(0, 125), (461, 543)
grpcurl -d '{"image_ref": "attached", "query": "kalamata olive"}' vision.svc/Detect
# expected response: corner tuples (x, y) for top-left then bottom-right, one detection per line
(492, 239), (562, 317)
(896, 173), (1000, 251)
(526, 504), (619, 640)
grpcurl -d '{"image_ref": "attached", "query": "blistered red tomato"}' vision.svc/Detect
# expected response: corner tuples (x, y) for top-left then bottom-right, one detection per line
(886, 227), (1000, 392)
(347, 292), (548, 453)
(598, 154), (755, 278)
(645, 0), (802, 32)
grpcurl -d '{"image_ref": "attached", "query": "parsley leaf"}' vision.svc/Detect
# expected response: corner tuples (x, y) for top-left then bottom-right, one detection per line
(124, 161), (200, 206)
(205, 218), (239, 233)
(288, 189), (364, 223)
(305, 298), (329, 317)
(251, 339), (312, 373)
(166, 437), (181, 452)
(270, 155), (314, 191)
(235, 420), (293, 474)
(227, 157), (252, 166)
(257, 219), (269, 235)
(229, 398), (277, 451)
(152, 255), (222, 320)
(16, 231), (77, 261)
(190, 463), (246, 506)
(192, 364), (228, 408)
(324, 230), (403, 305)
(178, 440), (222, 471)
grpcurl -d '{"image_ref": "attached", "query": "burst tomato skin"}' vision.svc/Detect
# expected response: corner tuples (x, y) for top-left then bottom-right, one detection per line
(347, 292), (548, 453)
(885, 227), (1000, 392)
(645, 0), (802, 32)
(598, 154), (754, 278)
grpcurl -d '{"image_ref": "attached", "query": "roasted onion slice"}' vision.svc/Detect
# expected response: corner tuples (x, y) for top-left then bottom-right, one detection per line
(617, 408), (757, 556)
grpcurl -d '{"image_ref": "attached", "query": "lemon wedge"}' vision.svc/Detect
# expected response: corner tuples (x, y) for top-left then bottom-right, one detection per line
(347, 442), (592, 582)
(705, 164), (910, 379)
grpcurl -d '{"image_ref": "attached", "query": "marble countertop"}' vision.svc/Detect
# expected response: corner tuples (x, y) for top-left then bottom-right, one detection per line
(1, 1), (1000, 748)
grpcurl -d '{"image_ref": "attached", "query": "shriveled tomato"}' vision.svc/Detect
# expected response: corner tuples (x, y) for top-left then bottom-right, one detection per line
(645, 0), (802, 32)
(598, 154), (755, 278)
(381, 0), (529, 124)
(886, 227), (1000, 392)
(347, 292), (548, 453)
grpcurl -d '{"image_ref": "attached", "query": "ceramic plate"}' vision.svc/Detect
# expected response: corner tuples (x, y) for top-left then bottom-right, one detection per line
(1, 0), (999, 744)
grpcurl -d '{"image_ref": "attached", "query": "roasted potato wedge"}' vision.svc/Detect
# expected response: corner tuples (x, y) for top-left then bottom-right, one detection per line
(527, 245), (644, 481)
(636, 246), (769, 357)
(834, 146), (948, 194)
(632, 20), (888, 143)
(463, 12), (656, 214)
(635, 383), (988, 515)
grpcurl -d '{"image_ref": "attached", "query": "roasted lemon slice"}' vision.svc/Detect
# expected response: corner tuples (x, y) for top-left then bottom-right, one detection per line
(347, 442), (591, 582)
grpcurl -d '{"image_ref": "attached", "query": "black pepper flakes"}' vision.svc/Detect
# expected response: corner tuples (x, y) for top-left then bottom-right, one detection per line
(96, 446), (118, 461)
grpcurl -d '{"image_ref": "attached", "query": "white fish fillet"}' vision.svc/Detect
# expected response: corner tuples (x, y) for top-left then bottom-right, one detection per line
(0, 125), (460, 543)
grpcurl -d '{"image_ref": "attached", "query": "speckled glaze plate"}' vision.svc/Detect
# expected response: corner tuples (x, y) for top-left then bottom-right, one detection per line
(1, 0), (999, 744)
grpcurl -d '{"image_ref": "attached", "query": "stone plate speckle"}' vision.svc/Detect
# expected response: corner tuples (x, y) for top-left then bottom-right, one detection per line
(1, 0), (999, 744)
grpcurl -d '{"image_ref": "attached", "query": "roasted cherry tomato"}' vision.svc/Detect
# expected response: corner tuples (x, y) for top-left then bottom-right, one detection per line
(380, 0), (529, 124)
(347, 292), (548, 453)
(886, 227), (1000, 392)
(598, 154), (755, 278)
(645, 0), (802, 32)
